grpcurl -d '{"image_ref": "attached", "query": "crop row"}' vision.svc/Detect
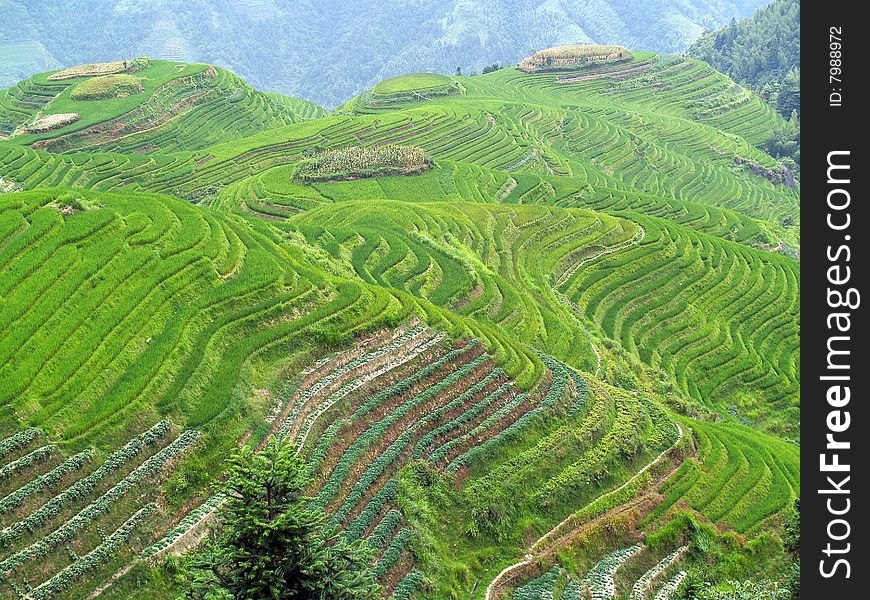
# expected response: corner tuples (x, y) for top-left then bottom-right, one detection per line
(344, 479), (399, 542)
(0, 420), (171, 545)
(513, 567), (561, 599)
(305, 340), (478, 476)
(644, 419), (799, 533)
(291, 200), (633, 372)
(445, 356), (595, 472)
(508, 541), (687, 600)
(0, 430), (40, 462)
(579, 545), (643, 599)
(3, 54), (797, 245)
(0, 450), (92, 516)
(311, 353), (489, 514)
(277, 326), (431, 439)
(288, 329), (443, 448)
(0, 429), (197, 576)
(373, 527), (413, 579)
(139, 493), (226, 559)
(26, 503), (157, 600)
(653, 571), (686, 600)
(391, 570), (424, 600)
(0, 189), (424, 446)
(561, 214), (799, 435)
(464, 374), (609, 520)
(0, 445), (54, 480)
(271, 333), (548, 589)
(631, 546), (688, 599)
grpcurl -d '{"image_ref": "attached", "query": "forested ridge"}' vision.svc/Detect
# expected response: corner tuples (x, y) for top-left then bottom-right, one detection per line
(690, 0), (799, 169)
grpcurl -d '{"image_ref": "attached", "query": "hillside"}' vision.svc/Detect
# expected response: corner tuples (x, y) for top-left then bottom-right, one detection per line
(0, 59), (326, 150)
(0, 48), (799, 600)
(689, 0), (799, 118)
(1, 0), (770, 106)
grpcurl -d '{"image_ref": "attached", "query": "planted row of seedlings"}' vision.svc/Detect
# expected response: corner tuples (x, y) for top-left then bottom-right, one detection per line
(25, 503), (157, 600)
(509, 542), (688, 600)
(0, 420), (172, 546)
(579, 545), (643, 599)
(136, 326), (460, 593)
(264, 325), (543, 592)
(0, 420), (198, 599)
(0, 429), (198, 575)
(631, 546), (688, 599)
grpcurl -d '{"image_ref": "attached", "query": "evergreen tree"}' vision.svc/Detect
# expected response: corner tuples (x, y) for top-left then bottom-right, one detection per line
(778, 68), (800, 117)
(184, 438), (380, 599)
(783, 498), (800, 599)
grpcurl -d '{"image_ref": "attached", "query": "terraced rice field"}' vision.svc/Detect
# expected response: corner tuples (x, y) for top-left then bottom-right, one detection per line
(643, 419), (800, 533)
(0, 48), (799, 599)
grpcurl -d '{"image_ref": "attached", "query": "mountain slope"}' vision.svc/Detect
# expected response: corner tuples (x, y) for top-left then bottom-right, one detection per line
(689, 0), (799, 117)
(3, 0), (769, 106)
(0, 59), (326, 151)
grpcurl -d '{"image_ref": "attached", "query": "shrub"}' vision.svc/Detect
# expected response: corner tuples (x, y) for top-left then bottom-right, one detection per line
(128, 56), (152, 72)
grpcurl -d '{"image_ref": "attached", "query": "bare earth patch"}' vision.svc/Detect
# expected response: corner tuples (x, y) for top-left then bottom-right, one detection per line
(24, 113), (80, 133)
(48, 61), (128, 81)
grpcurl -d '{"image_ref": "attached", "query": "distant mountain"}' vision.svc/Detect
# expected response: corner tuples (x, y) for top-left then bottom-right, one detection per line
(1, 0), (768, 106)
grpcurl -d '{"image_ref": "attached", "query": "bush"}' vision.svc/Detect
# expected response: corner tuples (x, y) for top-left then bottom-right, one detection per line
(128, 56), (151, 72)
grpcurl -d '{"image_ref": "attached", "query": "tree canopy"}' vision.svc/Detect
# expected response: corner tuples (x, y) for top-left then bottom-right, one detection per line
(689, 0), (799, 118)
(184, 438), (380, 599)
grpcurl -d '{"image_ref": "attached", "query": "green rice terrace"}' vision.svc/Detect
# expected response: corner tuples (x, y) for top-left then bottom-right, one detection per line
(362, 73), (465, 108)
(0, 46), (799, 599)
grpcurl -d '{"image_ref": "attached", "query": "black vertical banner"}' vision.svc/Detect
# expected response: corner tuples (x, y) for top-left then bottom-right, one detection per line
(803, 2), (867, 597)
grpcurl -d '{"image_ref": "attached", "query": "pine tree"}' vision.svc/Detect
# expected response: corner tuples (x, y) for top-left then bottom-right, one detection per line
(185, 438), (380, 599)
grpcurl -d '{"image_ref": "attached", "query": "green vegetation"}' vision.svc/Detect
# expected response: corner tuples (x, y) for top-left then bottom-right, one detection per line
(0, 45), (799, 599)
(183, 438), (379, 599)
(363, 73), (463, 108)
(295, 145), (433, 181)
(688, 0), (800, 171)
(518, 45), (632, 73)
(47, 57), (151, 81)
(374, 73), (452, 95)
(69, 74), (143, 100)
(0, 60), (325, 149)
(689, 0), (799, 118)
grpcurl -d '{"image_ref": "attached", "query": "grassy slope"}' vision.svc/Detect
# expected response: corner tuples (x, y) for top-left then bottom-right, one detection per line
(0, 60), (328, 152)
(10, 61), (210, 143)
(374, 73), (453, 94)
